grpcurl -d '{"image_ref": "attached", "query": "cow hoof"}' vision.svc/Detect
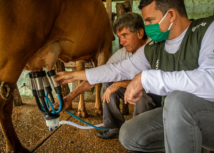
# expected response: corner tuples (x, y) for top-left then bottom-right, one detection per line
(77, 110), (88, 118)
(6, 148), (30, 153)
(94, 108), (103, 115)
(122, 105), (129, 115)
(24, 149), (31, 153)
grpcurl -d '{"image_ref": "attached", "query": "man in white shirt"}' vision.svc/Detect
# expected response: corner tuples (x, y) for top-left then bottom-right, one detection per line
(98, 12), (160, 139)
(54, 0), (214, 152)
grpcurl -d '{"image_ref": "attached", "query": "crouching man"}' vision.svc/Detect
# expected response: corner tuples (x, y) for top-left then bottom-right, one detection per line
(98, 12), (161, 139)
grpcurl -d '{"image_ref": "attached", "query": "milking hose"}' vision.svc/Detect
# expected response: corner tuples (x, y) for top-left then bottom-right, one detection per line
(44, 93), (109, 131)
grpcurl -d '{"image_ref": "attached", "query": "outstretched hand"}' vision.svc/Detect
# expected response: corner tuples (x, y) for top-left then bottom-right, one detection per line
(102, 83), (120, 103)
(124, 72), (144, 105)
(54, 70), (87, 85)
(49, 94), (72, 114)
(54, 71), (76, 85)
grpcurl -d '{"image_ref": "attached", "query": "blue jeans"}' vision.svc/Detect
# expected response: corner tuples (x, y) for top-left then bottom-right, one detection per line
(119, 91), (214, 153)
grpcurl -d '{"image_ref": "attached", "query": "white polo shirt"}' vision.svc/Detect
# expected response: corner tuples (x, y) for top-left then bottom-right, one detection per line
(107, 47), (133, 64)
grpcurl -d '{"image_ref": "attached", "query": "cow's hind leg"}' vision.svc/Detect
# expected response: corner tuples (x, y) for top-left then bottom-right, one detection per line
(0, 66), (29, 152)
(0, 96), (29, 153)
(76, 60), (88, 118)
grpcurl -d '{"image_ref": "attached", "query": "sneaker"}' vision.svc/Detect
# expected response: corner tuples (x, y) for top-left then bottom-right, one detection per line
(97, 128), (119, 139)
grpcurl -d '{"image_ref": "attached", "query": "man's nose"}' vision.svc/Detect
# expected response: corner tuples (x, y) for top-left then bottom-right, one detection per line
(120, 39), (126, 45)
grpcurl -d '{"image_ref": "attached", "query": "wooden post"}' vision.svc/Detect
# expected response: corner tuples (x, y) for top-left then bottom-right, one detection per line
(106, 0), (113, 57)
(116, 3), (126, 18)
(127, 0), (133, 11)
(13, 85), (22, 106)
(123, 0), (132, 12)
(116, 3), (126, 49)
(106, 0), (112, 26)
(116, 0), (133, 49)
(54, 60), (70, 98)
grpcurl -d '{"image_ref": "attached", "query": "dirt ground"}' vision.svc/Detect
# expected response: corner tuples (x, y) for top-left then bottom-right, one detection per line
(0, 96), (134, 153)
(0, 97), (211, 153)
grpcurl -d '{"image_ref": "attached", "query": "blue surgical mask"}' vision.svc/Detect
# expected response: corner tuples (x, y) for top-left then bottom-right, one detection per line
(145, 11), (173, 42)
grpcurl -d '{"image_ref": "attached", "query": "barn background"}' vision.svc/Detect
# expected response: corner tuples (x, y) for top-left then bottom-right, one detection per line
(1, 0), (214, 153)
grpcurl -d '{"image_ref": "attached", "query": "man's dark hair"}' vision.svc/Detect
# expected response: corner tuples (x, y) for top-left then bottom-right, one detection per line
(138, 0), (187, 17)
(113, 12), (148, 40)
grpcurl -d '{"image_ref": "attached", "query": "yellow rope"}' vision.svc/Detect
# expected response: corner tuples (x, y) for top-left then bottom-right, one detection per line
(0, 82), (12, 100)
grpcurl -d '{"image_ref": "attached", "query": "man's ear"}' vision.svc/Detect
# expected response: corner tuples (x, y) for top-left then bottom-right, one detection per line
(137, 28), (144, 39)
(168, 9), (177, 23)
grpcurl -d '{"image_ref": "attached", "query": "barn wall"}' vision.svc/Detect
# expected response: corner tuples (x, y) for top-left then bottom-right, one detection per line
(17, 0), (214, 97)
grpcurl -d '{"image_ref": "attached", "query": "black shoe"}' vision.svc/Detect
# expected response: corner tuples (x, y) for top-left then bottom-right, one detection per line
(97, 128), (119, 139)
(127, 151), (147, 153)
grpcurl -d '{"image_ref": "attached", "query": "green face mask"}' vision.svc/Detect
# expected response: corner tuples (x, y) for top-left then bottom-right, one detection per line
(145, 11), (173, 42)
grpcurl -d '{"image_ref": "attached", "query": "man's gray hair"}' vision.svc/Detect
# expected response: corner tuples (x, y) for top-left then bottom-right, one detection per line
(113, 12), (147, 40)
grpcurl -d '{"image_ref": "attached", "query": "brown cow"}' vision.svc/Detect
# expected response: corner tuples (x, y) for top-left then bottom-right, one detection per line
(0, 0), (113, 152)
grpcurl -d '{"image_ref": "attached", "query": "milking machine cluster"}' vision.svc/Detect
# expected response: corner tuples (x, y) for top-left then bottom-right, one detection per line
(29, 70), (108, 131)
(29, 70), (63, 131)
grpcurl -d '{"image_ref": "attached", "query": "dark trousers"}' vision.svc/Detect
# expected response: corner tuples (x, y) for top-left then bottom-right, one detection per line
(103, 82), (161, 129)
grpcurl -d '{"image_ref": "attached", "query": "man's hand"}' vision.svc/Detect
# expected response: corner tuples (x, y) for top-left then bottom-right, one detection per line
(49, 81), (95, 114)
(124, 72), (144, 105)
(54, 70), (87, 85)
(102, 83), (120, 103)
(50, 94), (72, 114)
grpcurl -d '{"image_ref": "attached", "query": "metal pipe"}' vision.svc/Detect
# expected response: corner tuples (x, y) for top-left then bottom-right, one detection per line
(47, 70), (61, 94)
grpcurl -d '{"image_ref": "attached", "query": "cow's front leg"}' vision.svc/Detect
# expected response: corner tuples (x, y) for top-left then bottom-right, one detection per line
(76, 60), (88, 118)
(0, 95), (29, 153)
(77, 85), (88, 118)
(94, 84), (103, 115)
